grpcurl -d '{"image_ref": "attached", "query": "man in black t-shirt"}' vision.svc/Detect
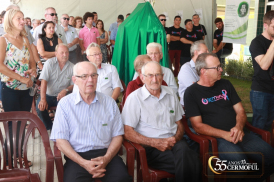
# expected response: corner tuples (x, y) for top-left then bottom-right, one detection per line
(158, 14), (170, 43)
(192, 14), (207, 40)
(249, 10), (274, 131)
(169, 15), (184, 77)
(212, 18), (233, 70)
(184, 53), (274, 181)
(180, 19), (202, 66)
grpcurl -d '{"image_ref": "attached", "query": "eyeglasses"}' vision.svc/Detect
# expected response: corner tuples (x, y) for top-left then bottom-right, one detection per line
(160, 19), (166, 21)
(88, 53), (102, 57)
(63, 17), (69, 21)
(143, 74), (163, 79)
(147, 52), (161, 56)
(204, 64), (223, 71)
(75, 73), (98, 80)
(47, 13), (58, 17)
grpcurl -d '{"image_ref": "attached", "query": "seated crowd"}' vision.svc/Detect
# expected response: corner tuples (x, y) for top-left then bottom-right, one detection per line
(0, 4), (274, 182)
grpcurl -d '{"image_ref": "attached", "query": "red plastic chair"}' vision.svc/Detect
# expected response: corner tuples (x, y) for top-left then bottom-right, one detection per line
(54, 140), (135, 182)
(129, 116), (209, 182)
(0, 111), (54, 182)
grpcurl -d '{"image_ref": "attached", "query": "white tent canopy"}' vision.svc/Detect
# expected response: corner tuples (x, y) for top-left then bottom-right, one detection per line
(18, 0), (214, 49)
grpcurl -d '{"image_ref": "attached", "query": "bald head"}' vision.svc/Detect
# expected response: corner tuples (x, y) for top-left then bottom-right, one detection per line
(141, 61), (163, 75)
(73, 61), (97, 76)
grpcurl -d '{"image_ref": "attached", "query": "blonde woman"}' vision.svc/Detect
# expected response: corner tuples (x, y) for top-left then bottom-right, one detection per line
(0, 9), (36, 167)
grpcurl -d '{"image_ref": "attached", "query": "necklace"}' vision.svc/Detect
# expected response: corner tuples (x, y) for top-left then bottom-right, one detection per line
(45, 36), (54, 42)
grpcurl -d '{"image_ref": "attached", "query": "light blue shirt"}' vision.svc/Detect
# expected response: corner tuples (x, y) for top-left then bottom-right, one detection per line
(109, 22), (118, 32)
(110, 27), (118, 48)
(50, 91), (124, 152)
(178, 59), (200, 106)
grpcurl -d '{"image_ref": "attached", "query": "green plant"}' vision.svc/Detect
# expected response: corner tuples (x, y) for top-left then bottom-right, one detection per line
(225, 57), (254, 80)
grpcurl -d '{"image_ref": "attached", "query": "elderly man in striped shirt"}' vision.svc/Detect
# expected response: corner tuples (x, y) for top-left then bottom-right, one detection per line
(50, 61), (132, 182)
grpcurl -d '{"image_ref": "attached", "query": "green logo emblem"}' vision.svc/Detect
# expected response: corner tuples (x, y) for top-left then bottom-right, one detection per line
(102, 124), (107, 126)
(105, 77), (108, 79)
(170, 110), (174, 113)
(238, 2), (249, 17)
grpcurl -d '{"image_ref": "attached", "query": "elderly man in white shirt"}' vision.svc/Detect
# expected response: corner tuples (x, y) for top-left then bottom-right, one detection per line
(33, 7), (67, 46)
(123, 61), (201, 182)
(61, 14), (79, 64)
(178, 40), (208, 107)
(132, 42), (178, 94)
(37, 44), (74, 130)
(73, 43), (123, 100)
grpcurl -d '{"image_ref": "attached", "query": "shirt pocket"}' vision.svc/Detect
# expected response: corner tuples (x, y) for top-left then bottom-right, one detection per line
(167, 106), (176, 126)
(97, 120), (111, 144)
(100, 72), (112, 87)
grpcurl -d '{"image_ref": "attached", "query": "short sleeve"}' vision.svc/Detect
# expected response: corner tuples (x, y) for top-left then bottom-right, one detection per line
(50, 99), (70, 141)
(122, 92), (141, 128)
(111, 100), (124, 137)
(111, 65), (123, 91)
(174, 94), (185, 120)
(110, 29), (116, 40)
(72, 27), (79, 39)
(95, 28), (100, 38)
(225, 80), (241, 106)
(184, 85), (202, 119)
(249, 37), (265, 59)
(39, 60), (51, 81)
(213, 30), (217, 39)
(180, 29), (186, 38)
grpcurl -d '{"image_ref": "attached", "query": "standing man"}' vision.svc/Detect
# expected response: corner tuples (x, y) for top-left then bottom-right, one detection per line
(180, 19), (202, 66)
(61, 14), (79, 64)
(33, 7), (67, 45)
(158, 14), (170, 43)
(50, 61), (132, 182)
(73, 43), (123, 101)
(109, 15), (124, 37)
(37, 44), (74, 130)
(69, 16), (74, 27)
(249, 10), (274, 131)
(30, 19), (41, 35)
(79, 12), (100, 61)
(110, 16), (124, 53)
(169, 16), (184, 77)
(92, 12), (98, 27)
(178, 40), (208, 107)
(192, 14), (207, 40)
(212, 17), (233, 70)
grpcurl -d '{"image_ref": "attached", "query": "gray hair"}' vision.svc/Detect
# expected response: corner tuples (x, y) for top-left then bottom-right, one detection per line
(73, 61), (97, 76)
(146, 42), (163, 54)
(190, 40), (206, 58)
(141, 61), (163, 75)
(134, 55), (151, 72)
(195, 53), (218, 76)
(44, 7), (56, 15)
(55, 43), (69, 51)
(192, 14), (199, 18)
(86, 42), (101, 55)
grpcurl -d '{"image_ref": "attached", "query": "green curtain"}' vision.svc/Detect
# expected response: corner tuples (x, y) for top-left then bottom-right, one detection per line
(112, 2), (169, 86)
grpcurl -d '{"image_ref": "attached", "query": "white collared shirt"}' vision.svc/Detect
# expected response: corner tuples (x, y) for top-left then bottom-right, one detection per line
(33, 22), (67, 46)
(73, 63), (123, 97)
(122, 85), (184, 139)
(178, 59), (200, 106)
(61, 25), (78, 51)
(133, 66), (178, 94)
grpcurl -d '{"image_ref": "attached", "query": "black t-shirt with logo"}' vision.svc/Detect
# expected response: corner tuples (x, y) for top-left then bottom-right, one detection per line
(214, 29), (233, 51)
(169, 26), (184, 50)
(180, 29), (202, 57)
(193, 24), (207, 37)
(184, 79), (241, 132)
(249, 34), (274, 93)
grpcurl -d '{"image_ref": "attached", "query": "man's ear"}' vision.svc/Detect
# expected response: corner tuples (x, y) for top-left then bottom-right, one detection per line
(72, 76), (76, 84)
(140, 73), (145, 83)
(55, 51), (58, 57)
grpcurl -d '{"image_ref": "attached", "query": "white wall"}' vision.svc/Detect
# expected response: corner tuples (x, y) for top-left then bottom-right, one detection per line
(18, 0), (213, 49)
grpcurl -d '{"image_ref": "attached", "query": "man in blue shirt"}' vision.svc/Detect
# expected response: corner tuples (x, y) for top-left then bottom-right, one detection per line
(50, 61), (132, 182)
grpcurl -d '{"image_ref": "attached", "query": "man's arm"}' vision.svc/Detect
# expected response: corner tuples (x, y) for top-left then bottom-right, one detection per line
(230, 102), (246, 144)
(111, 87), (120, 100)
(254, 40), (274, 70)
(166, 34), (170, 43)
(68, 38), (79, 48)
(190, 115), (232, 142)
(56, 139), (106, 178)
(180, 37), (193, 45)
(174, 120), (184, 142)
(79, 39), (85, 54)
(213, 39), (218, 50)
(38, 79), (48, 111)
(96, 37), (100, 46)
(170, 35), (180, 41)
(57, 85), (74, 101)
(110, 40), (115, 45)
(124, 125), (175, 152)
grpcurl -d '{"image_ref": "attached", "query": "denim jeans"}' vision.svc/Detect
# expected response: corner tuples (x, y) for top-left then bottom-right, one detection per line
(250, 90), (274, 131)
(36, 95), (58, 130)
(216, 133), (274, 182)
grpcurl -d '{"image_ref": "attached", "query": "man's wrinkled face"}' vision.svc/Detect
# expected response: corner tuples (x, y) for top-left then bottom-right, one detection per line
(147, 47), (163, 63)
(141, 62), (163, 92)
(55, 45), (69, 63)
(204, 56), (223, 82)
(45, 8), (57, 22)
(87, 47), (102, 67)
(192, 15), (200, 24)
(61, 15), (69, 27)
